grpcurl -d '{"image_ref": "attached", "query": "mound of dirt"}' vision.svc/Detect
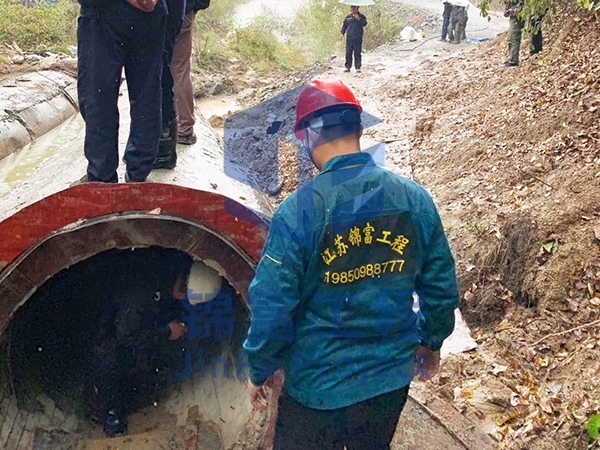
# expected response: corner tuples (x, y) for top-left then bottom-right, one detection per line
(393, 7), (600, 449)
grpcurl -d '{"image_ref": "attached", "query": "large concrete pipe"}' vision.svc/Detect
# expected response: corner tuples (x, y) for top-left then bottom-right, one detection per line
(0, 85), (279, 448)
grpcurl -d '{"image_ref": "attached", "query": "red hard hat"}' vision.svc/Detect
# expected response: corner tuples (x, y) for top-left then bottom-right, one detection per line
(294, 78), (362, 139)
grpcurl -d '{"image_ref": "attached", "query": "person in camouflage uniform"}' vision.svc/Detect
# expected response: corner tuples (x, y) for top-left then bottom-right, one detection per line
(448, 1), (468, 44)
(504, 0), (546, 66)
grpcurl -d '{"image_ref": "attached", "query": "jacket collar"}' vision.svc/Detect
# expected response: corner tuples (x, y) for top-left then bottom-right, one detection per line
(319, 152), (376, 175)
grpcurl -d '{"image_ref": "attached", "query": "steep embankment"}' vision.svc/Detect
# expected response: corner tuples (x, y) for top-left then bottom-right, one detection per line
(388, 8), (600, 450)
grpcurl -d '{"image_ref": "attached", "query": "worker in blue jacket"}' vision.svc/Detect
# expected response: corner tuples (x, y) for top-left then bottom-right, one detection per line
(243, 78), (459, 450)
(77, 0), (167, 182)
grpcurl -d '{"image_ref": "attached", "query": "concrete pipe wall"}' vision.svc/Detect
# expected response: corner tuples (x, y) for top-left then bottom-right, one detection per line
(0, 75), (281, 447)
(0, 184), (277, 450)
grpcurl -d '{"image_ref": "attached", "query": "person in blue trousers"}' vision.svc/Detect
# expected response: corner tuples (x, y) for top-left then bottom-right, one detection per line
(77, 0), (167, 182)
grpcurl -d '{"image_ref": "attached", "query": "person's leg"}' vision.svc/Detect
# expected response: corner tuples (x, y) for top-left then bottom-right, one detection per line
(77, 14), (125, 183)
(354, 39), (362, 70)
(344, 39), (353, 70)
(273, 391), (344, 450)
(507, 16), (524, 64)
(529, 15), (543, 54)
(344, 386), (410, 450)
(447, 9), (457, 44)
(172, 11), (197, 141)
(441, 2), (453, 40)
(91, 340), (127, 436)
(154, 0), (185, 169)
(122, 14), (167, 182)
(459, 9), (468, 41)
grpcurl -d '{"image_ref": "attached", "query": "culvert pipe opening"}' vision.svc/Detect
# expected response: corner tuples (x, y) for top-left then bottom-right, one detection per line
(7, 246), (266, 449)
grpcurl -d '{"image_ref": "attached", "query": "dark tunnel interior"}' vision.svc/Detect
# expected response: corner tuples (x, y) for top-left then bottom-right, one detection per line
(7, 246), (249, 422)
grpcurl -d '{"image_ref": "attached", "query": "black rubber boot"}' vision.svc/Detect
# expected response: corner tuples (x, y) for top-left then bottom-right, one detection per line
(152, 119), (178, 170)
(103, 408), (127, 437)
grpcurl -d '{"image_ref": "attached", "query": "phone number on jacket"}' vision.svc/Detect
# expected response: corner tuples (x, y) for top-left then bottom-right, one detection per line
(323, 259), (405, 284)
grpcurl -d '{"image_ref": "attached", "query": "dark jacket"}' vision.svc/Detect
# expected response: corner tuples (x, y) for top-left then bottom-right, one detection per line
(185, 0), (209, 15)
(341, 12), (367, 40)
(78, 0), (168, 16)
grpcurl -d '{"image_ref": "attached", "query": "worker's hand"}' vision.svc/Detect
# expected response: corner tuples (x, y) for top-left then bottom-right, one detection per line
(126, 0), (158, 12)
(247, 378), (270, 411)
(168, 320), (187, 340)
(339, 34), (344, 41)
(413, 345), (440, 381)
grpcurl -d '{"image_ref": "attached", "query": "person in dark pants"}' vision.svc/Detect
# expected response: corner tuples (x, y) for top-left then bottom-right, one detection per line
(90, 250), (190, 436)
(440, 0), (453, 41)
(340, 5), (367, 73)
(153, 0), (185, 170)
(244, 79), (459, 450)
(77, 0), (167, 182)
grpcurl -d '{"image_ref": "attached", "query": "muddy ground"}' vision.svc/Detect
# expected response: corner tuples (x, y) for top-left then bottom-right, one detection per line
(205, 2), (600, 449)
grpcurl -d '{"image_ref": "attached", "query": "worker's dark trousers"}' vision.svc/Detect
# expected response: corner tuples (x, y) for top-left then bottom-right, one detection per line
(161, 0), (185, 126)
(273, 386), (410, 450)
(77, 8), (166, 182)
(441, 2), (453, 40)
(345, 38), (363, 70)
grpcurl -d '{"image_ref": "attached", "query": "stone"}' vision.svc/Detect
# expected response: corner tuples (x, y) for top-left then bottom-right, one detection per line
(12, 55), (25, 65)
(208, 82), (223, 96)
(25, 54), (44, 64)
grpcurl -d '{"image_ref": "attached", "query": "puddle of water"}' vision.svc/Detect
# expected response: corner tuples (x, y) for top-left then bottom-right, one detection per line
(0, 114), (83, 198)
(196, 96), (240, 121)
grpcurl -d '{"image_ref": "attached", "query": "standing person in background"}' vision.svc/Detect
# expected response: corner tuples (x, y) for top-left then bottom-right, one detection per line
(440, 0), (453, 42)
(503, 0), (525, 66)
(448, 0), (468, 44)
(340, 5), (367, 73)
(171, 0), (211, 146)
(77, 0), (167, 183)
(454, 0), (469, 43)
(152, 0), (185, 170)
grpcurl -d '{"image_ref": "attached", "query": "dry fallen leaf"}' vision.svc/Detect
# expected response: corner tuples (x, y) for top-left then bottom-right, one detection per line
(147, 207), (161, 215)
(492, 364), (508, 375)
(210, 182), (218, 189)
(495, 319), (510, 332)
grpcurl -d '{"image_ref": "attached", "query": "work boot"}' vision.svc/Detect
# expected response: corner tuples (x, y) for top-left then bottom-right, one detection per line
(177, 133), (197, 145)
(152, 119), (178, 170)
(103, 408), (127, 437)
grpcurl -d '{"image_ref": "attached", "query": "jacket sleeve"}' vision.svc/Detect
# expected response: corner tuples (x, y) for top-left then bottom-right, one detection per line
(341, 17), (348, 35)
(415, 208), (459, 351)
(242, 209), (305, 386)
(359, 13), (367, 27)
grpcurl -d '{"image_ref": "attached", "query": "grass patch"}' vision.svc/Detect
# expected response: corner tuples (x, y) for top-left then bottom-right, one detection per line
(0, 0), (78, 52)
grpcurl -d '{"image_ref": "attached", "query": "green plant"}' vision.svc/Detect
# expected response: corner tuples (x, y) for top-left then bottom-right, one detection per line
(0, 0), (79, 52)
(478, 0), (599, 20)
(587, 413), (600, 441)
(229, 17), (304, 72)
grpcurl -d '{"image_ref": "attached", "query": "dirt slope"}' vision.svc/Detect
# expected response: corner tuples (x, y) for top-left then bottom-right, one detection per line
(235, 3), (600, 449)
(349, 6), (600, 450)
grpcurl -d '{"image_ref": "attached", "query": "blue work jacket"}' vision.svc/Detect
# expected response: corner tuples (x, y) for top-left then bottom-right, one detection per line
(243, 152), (458, 410)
